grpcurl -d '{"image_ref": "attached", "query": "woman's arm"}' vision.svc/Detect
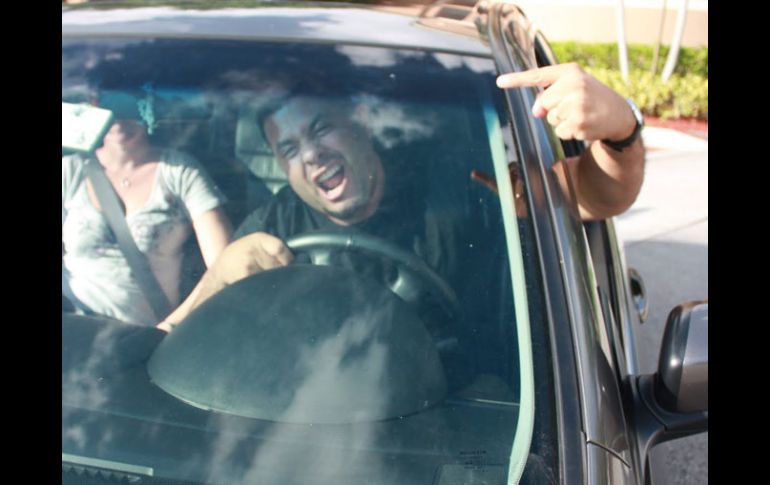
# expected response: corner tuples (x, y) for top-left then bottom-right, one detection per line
(157, 231), (293, 332)
(192, 207), (233, 267)
(159, 277), (206, 332)
(157, 207), (231, 331)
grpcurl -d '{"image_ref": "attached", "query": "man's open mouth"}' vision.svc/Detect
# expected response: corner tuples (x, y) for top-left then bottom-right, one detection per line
(315, 164), (347, 200)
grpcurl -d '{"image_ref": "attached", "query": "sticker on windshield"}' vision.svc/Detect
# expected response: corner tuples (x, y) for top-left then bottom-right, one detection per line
(62, 102), (113, 152)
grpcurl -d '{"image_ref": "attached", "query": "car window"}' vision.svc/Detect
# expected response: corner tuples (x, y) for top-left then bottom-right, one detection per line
(62, 38), (556, 485)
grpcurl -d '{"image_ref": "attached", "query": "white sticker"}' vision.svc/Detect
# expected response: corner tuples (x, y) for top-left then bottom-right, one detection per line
(62, 102), (113, 152)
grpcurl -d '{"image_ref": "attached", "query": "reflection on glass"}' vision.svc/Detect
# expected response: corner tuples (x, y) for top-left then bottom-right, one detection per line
(63, 38), (553, 484)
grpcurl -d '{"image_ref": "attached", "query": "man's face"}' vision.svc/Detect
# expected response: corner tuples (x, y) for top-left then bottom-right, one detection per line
(263, 96), (385, 226)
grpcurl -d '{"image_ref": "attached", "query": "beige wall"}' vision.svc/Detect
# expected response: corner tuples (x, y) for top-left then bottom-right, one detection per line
(513, 1), (707, 47)
(381, 1), (707, 47)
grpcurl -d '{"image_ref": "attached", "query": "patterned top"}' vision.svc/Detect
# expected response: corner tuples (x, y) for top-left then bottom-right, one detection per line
(62, 150), (226, 326)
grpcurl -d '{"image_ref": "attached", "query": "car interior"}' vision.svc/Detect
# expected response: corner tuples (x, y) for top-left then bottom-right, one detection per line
(63, 80), (522, 388)
(62, 38), (536, 484)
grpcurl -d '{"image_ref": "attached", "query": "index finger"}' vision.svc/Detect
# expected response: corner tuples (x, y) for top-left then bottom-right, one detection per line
(496, 63), (578, 89)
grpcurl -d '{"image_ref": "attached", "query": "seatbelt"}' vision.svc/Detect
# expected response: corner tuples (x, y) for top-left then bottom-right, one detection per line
(83, 156), (172, 321)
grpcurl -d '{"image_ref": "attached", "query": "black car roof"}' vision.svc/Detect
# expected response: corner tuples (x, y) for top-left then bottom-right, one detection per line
(62, 1), (492, 57)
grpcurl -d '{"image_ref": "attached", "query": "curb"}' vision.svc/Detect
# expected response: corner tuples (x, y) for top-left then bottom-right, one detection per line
(642, 126), (708, 152)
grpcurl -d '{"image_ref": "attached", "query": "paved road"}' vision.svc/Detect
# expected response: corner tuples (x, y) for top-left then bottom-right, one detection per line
(614, 128), (708, 485)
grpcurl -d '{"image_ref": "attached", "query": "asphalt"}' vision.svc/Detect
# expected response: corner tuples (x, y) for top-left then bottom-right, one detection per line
(613, 126), (708, 485)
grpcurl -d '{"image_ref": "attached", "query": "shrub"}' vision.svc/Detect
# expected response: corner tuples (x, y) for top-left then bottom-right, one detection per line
(546, 41), (708, 120)
(586, 68), (708, 120)
(549, 41), (708, 78)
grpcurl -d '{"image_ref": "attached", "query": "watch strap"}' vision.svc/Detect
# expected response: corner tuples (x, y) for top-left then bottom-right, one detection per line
(602, 98), (644, 152)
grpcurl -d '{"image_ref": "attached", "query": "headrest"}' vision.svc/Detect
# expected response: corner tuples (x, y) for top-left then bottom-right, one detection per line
(235, 106), (288, 194)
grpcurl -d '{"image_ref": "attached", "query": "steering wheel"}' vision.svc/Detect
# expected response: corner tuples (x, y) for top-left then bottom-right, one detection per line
(285, 231), (461, 322)
(148, 231), (462, 423)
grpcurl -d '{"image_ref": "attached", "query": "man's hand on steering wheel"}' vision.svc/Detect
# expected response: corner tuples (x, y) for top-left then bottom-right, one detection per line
(157, 232), (294, 332)
(212, 232), (294, 286)
(160, 230), (458, 337)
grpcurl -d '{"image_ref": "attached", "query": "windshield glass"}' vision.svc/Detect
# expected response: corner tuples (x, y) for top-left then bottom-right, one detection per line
(63, 37), (555, 485)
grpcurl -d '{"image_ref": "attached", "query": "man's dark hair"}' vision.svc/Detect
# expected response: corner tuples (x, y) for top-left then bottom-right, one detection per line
(255, 92), (296, 146)
(254, 83), (358, 150)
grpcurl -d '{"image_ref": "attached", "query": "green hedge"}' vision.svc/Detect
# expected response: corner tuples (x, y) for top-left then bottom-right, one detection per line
(548, 42), (708, 121)
(549, 41), (707, 78)
(586, 68), (708, 120)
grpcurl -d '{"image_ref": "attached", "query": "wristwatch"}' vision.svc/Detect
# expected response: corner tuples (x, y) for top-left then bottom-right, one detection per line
(602, 97), (644, 152)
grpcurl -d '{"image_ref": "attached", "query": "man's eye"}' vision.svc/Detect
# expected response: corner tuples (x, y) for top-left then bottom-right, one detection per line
(314, 124), (331, 137)
(280, 146), (298, 158)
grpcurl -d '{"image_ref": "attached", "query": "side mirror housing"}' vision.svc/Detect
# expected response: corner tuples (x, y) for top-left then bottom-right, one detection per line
(632, 301), (708, 469)
(655, 301), (708, 414)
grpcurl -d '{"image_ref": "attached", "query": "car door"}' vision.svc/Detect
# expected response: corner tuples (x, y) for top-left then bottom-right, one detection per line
(485, 2), (637, 483)
(532, 16), (648, 485)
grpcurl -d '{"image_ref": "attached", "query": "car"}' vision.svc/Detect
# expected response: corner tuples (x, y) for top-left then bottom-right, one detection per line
(61, 1), (708, 484)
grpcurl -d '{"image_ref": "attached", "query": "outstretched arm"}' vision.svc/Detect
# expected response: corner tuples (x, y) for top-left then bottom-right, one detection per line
(497, 63), (644, 220)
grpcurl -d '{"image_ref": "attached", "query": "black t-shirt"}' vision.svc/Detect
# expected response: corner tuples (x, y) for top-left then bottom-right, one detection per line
(233, 160), (467, 294)
(234, 153), (510, 322)
(233, 153), (514, 387)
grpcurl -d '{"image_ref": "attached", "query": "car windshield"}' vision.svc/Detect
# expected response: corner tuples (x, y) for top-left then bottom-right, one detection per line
(63, 36), (556, 485)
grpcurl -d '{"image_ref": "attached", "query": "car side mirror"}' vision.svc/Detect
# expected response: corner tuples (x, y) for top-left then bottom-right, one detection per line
(633, 301), (708, 462)
(655, 301), (708, 414)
